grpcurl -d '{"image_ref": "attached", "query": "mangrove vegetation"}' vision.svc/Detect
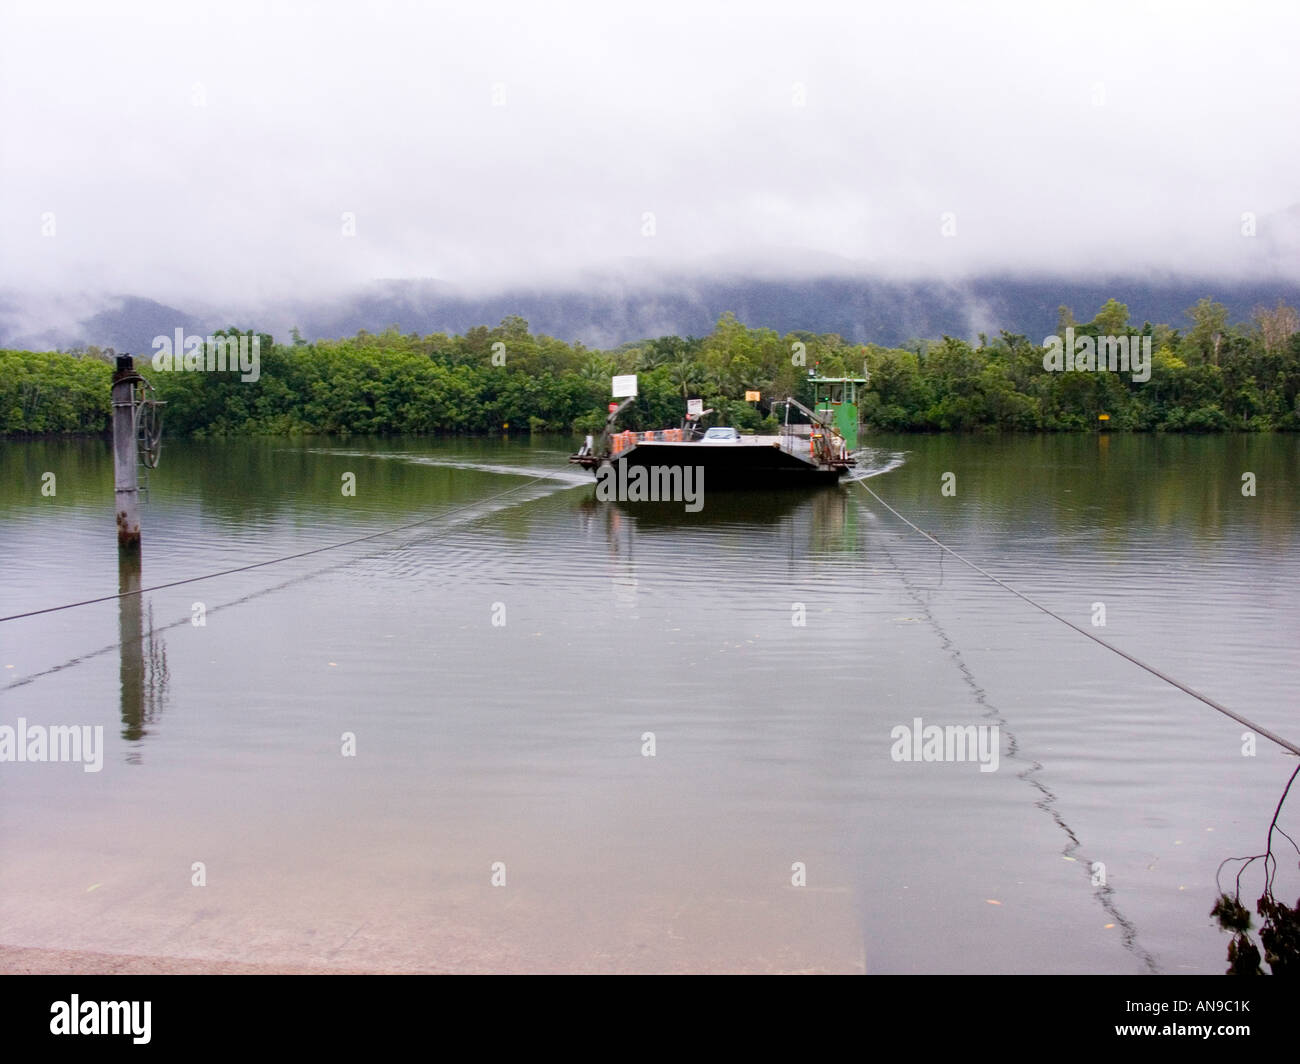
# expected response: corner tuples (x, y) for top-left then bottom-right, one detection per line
(3, 298), (1299, 438)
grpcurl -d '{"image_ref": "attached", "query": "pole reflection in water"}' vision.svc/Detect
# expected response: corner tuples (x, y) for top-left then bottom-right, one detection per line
(117, 549), (169, 761)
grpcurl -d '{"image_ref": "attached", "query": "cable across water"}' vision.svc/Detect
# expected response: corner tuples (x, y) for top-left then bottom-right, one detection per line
(0, 475), (552, 624)
(852, 478), (1300, 758)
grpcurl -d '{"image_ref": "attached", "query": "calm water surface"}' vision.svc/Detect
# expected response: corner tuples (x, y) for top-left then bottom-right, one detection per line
(1, 433), (1297, 972)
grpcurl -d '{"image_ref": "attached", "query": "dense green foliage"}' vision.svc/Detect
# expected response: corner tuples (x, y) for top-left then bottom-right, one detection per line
(0, 349), (112, 433)
(4, 298), (1299, 437)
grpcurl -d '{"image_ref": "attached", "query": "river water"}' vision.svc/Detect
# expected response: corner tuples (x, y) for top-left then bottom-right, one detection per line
(1, 433), (1296, 973)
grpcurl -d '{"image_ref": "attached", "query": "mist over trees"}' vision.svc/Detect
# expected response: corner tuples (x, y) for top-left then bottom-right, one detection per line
(3, 299), (1299, 437)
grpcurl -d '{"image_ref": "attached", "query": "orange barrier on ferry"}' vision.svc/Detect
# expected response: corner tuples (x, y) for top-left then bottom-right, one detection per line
(613, 428), (691, 450)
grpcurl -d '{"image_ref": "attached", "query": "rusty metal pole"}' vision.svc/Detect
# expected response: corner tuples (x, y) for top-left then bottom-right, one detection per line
(111, 355), (141, 549)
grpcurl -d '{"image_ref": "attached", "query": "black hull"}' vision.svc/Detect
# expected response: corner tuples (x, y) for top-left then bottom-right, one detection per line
(584, 442), (846, 488)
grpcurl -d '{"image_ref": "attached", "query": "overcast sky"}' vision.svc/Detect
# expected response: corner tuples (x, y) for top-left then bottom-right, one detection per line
(2, 0), (1297, 318)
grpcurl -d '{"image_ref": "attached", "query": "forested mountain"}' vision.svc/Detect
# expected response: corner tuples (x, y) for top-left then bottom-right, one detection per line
(4, 274), (1299, 356)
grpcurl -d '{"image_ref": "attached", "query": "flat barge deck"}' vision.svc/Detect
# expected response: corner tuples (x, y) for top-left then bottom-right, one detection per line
(570, 431), (852, 487)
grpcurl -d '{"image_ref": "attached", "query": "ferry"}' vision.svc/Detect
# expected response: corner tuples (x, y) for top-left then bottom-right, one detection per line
(569, 374), (867, 489)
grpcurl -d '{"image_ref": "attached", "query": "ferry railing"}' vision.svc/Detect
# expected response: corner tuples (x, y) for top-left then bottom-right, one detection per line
(775, 397), (849, 466)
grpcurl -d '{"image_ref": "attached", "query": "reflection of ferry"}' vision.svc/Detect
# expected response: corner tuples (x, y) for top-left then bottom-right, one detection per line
(569, 375), (868, 488)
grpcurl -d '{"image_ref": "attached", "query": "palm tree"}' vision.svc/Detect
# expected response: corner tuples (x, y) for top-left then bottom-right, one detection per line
(578, 354), (616, 389)
(670, 353), (706, 400)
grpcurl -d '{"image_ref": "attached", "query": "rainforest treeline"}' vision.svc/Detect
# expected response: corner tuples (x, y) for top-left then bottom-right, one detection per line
(3, 297), (1299, 437)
